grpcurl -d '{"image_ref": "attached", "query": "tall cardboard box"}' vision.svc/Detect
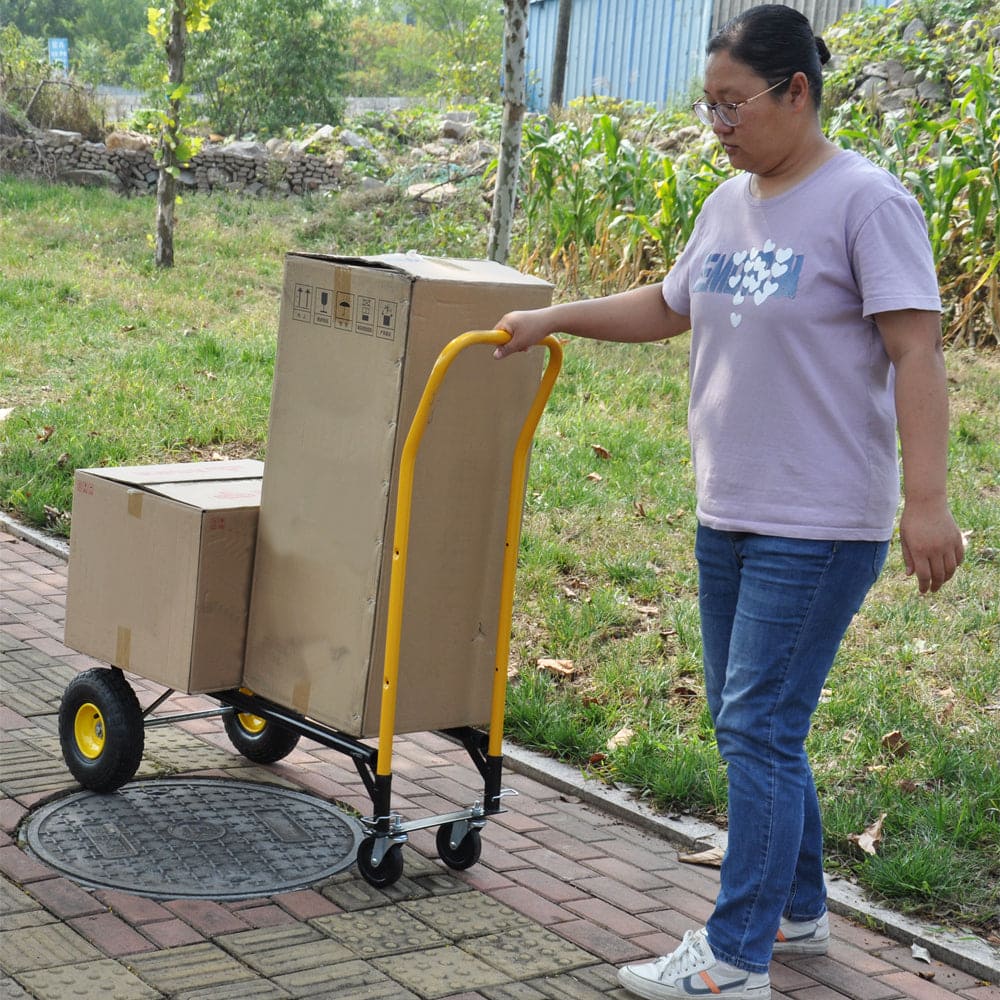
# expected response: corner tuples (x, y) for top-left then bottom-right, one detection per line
(244, 252), (553, 736)
(64, 461), (264, 693)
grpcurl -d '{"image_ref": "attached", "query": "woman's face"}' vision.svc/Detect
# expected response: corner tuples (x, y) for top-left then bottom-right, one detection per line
(701, 49), (795, 176)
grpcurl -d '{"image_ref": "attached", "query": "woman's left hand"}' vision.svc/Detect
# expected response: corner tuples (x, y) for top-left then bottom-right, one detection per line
(899, 497), (964, 593)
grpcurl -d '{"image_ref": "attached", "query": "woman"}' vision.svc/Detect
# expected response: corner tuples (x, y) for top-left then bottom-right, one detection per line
(493, 6), (964, 1000)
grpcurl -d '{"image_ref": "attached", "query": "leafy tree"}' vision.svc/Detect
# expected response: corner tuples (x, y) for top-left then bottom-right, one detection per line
(0, 0), (152, 87)
(0, 0), (85, 38)
(1, 22), (40, 134)
(345, 14), (435, 96)
(342, 0), (502, 102)
(405, 0), (490, 37)
(74, 0), (148, 85)
(186, 0), (350, 137)
(405, 0), (503, 101)
(435, 7), (503, 102)
(148, 0), (214, 267)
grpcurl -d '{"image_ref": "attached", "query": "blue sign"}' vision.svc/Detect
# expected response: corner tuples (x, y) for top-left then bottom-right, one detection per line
(48, 38), (69, 69)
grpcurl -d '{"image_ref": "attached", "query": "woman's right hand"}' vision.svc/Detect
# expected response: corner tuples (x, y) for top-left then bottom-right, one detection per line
(493, 309), (557, 359)
(493, 286), (689, 359)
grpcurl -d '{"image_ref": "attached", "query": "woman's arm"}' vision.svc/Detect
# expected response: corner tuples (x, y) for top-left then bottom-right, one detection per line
(493, 284), (690, 359)
(876, 308), (964, 593)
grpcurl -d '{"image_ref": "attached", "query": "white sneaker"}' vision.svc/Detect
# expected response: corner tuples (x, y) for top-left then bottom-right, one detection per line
(773, 912), (830, 955)
(618, 928), (772, 1000)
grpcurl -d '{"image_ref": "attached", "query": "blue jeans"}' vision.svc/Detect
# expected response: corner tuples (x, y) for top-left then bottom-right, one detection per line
(695, 525), (888, 974)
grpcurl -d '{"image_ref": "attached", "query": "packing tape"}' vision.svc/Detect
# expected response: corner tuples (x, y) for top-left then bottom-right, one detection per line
(116, 626), (131, 669)
(127, 491), (143, 518)
(335, 265), (352, 300)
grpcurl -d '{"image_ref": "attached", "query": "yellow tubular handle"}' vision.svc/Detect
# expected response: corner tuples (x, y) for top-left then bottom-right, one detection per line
(376, 330), (563, 777)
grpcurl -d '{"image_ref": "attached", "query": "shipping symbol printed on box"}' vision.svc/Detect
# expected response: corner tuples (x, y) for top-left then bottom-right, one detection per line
(292, 279), (399, 341)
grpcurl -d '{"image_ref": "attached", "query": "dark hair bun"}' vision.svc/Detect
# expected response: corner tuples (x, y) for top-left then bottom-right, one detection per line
(815, 35), (831, 65)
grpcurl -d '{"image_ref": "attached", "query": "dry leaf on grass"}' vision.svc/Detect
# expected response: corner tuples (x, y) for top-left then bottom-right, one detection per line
(537, 657), (575, 679)
(881, 730), (910, 757)
(606, 727), (635, 750)
(670, 684), (700, 704)
(591, 444), (611, 460)
(586, 471), (603, 482)
(848, 812), (887, 855)
(678, 846), (726, 867)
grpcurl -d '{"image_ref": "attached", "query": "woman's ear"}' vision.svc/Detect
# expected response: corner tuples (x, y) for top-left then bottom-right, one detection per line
(788, 71), (812, 110)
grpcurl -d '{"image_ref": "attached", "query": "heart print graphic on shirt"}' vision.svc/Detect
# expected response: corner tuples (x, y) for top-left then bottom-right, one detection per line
(691, 242), (804, 328)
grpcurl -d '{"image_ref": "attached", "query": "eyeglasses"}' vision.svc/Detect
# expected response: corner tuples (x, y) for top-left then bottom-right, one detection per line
(691, 78), (790, 127)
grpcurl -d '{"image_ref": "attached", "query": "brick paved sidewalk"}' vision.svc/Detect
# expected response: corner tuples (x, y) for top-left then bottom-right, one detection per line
(1, 525), (997, 1000)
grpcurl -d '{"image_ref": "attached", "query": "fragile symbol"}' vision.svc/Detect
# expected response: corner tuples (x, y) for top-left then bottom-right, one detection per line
(315, 287), (333, 327)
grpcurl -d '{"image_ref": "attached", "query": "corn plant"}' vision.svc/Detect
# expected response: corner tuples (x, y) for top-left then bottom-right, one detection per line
(827, 44), (999, 347)
(516, 105), (730, 293)
(629, 149), (728, 276)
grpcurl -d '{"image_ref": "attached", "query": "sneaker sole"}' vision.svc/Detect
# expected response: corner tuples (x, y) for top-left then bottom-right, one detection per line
(772, 938), (829, 957)
(617, 967), (772, 1000)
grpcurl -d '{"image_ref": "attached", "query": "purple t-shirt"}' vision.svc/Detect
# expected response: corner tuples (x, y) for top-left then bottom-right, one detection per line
(663, 149), (941, 541)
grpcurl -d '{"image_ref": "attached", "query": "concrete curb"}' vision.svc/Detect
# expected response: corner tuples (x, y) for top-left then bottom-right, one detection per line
(0, 511), (69, 560)
(3, 511), (996, 981)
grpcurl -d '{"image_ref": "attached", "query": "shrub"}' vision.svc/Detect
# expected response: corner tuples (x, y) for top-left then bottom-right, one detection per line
(0, 24), (106, 140)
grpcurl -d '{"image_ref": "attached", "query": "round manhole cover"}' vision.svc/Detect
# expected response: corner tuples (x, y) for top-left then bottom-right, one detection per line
(22, 778), (363, 900)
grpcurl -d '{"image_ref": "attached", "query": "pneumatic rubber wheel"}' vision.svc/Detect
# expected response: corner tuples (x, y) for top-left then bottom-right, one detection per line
(356, 836), (404, 888)
(436, 821), (482, 870)
(58, 668), (144, 793)
(223, 708), (300, 763)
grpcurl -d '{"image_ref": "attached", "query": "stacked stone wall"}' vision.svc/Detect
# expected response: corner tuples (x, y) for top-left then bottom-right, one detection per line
(0, 130), (346, 196)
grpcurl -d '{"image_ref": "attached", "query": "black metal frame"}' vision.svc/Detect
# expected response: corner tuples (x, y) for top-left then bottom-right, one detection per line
(212, 688), (504, 828)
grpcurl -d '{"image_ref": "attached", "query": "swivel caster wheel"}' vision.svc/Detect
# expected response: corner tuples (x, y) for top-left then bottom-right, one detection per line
(356, 835), (404, 888)
(436, 821), (482, 870)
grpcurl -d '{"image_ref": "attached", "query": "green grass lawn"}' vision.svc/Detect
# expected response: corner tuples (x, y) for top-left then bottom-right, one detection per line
(1, 176), (997, 936)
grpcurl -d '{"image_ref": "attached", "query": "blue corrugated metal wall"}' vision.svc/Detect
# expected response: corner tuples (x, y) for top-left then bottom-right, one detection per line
(526, 0), (891, 112)
(527, 0), (713, 112)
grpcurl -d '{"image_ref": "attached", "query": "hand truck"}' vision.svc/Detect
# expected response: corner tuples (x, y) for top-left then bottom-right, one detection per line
(58, 330), (562, 888)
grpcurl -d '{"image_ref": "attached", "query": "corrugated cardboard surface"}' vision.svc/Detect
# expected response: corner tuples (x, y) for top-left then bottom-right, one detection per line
(64, 461), (263, 693)
(244, 253), (553, 736)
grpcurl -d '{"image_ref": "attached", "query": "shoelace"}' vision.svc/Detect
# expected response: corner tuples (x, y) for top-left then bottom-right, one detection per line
(654, 929), (709, 977)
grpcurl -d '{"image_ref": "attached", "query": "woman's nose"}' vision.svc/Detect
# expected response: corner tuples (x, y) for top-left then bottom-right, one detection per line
(712, 116), (734, 136)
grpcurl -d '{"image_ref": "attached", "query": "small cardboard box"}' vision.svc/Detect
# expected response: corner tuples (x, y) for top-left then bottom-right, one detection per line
(244, 252), (553, 736)
(64, 461), (264, 693)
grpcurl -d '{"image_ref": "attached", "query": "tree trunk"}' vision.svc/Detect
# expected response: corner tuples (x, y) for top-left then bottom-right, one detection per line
(550, 0), (573, 110)
(155, 1), (187, 269)
(487, 0), (529, 266)
(155, 163), (177, 269)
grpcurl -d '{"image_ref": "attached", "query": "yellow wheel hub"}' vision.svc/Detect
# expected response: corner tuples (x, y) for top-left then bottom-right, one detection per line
(237, 712), (267, 735)
(74, 702), (106, 759)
